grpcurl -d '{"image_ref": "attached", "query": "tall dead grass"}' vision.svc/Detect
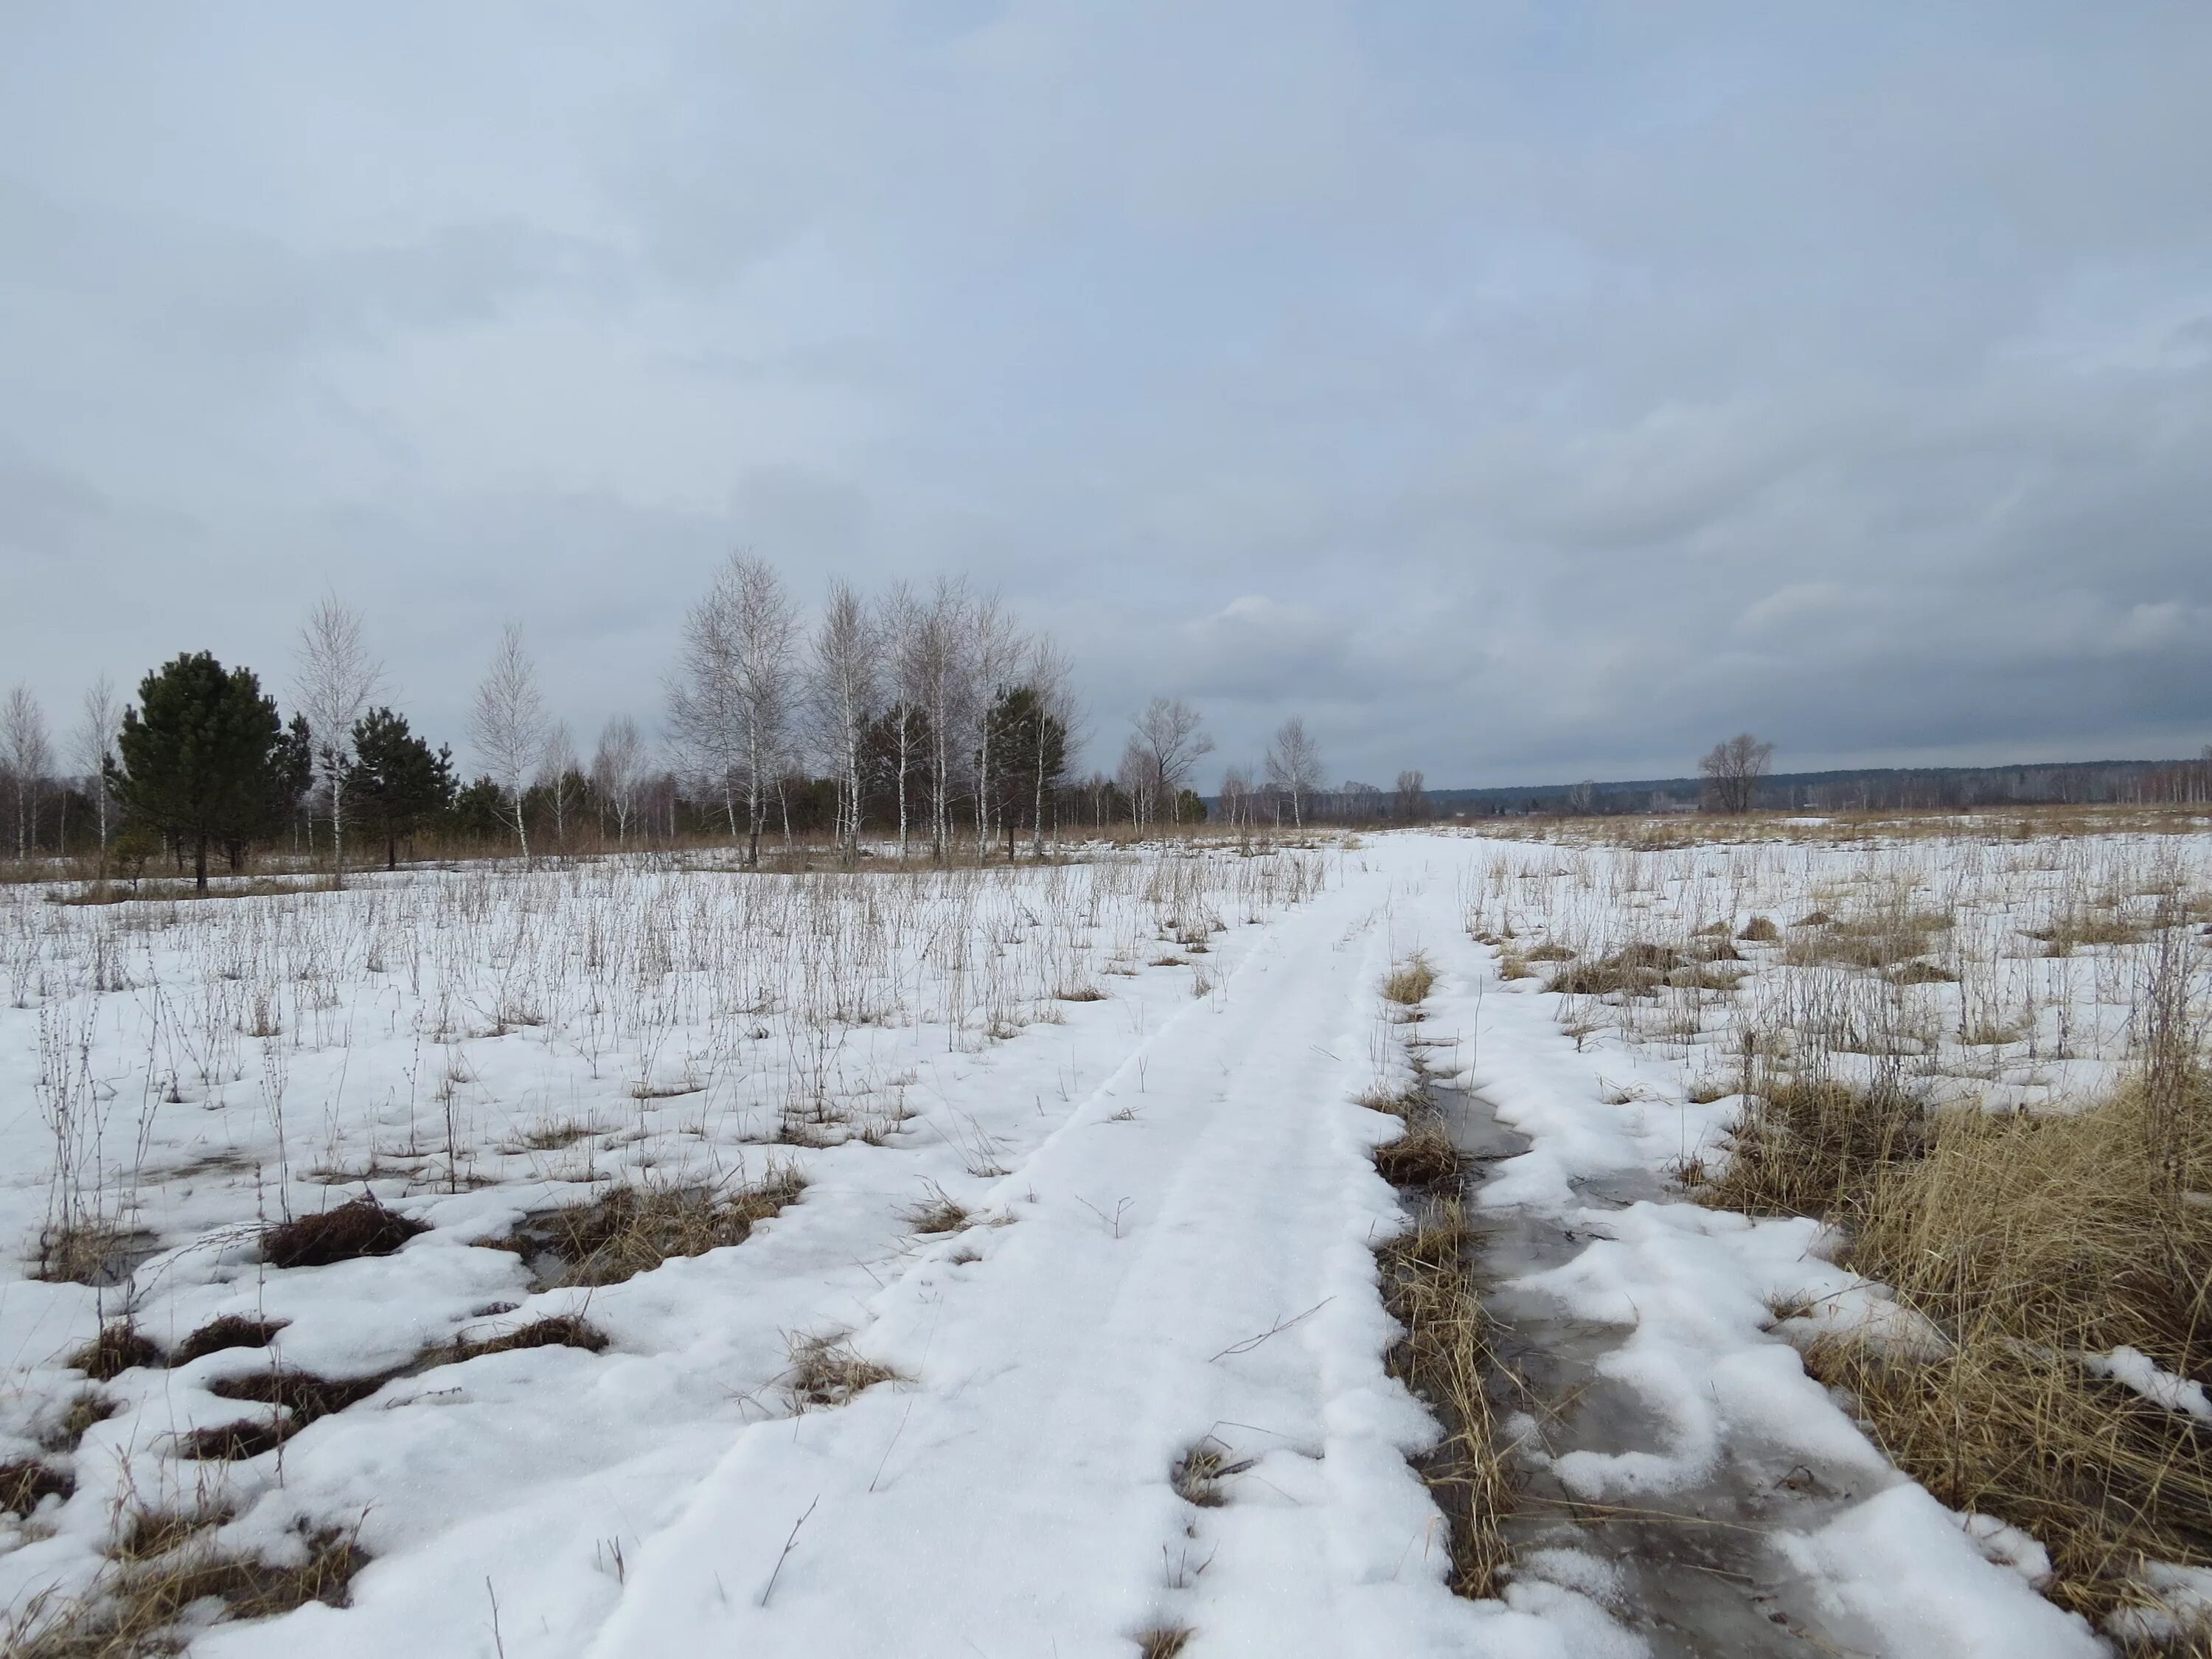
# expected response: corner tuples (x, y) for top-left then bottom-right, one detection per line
(1375, 1195), (1513, 1599)
(1812, 1073), (2212, 1625)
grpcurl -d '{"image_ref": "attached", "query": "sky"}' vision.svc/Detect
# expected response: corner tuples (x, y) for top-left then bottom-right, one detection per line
(2, 1), (2208, 789)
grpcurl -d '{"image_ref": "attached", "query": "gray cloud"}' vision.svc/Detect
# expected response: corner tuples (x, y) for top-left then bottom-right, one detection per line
(1, 0), (2208, 787)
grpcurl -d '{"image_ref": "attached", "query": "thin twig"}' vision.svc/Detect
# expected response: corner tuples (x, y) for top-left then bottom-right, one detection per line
(759, 1495), (819, 1607)
(1209, 1297), (1334, 1363)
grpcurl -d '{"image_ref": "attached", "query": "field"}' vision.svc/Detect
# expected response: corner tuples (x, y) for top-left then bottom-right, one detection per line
(1, 822), (2207, 1657)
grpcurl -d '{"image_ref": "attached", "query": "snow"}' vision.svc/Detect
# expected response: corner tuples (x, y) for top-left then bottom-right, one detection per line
(1776, 1485), (2102, 1658)
(1, 828), (2203, 1654)
(2083, 1344), (2212, 1422)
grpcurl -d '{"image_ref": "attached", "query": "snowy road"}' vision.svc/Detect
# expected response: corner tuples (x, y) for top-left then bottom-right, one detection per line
(582, 855), (1609, 1659)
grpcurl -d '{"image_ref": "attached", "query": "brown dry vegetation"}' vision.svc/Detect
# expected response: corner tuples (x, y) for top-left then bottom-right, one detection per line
(1375, 1196), (1513, 1599)
(1806, 1074), (2212, 1627)
(261, 1197), (426, 1270)
(1382, 953), (1438, 1007)
(1364, 954), (1512, 1601)
(1691, 1079), (1928, 1220)
(515, 1163), (805, 1287)
(68, 1326), (162, 1383)
(783, 1331), (901, 1409)
(6, 1520), (364, 1658)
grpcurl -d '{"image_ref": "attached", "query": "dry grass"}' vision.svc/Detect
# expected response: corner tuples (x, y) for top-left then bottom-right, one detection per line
(518, 1162), (806, 1287)
(206, 1366), (394, 1427)
(1374, 1196), (1513, 1600)
(261, 1197), (425, 1270)
(448, 1314), (608, 1363)
(901, 1184), (970, 1235)
(783, 1331), (902, 1409)
(1374, 1114), (1461, 1187)
(47, 1392), (122, 1453)
(171, 1417), (297, 1462)
(170, 1317), (285, 1366)
(35, 1225), (158, 1288)
(1382, 953), (1438, 1007)
(1738, 914), (1781, 942)
(8, 1519), (364, 1657)
(1548, 942), (1681, 998)
(1, 1459), (73, 1516)
(1171, 1441), (1251, 1509)
(69, 1326), (161, 1382)
(1135, 1628), (1193, 1658)
(2031, 911), (2149, 954)
(1774, 1065), (2212, 1625)
(1692, 1078), (1927, 1221)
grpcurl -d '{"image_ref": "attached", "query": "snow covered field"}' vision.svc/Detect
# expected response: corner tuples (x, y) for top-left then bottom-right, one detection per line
(1, 827), (2206, 1656)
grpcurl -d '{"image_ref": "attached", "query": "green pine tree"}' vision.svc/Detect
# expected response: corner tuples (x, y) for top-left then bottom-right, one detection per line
(109, 653), (288, 891)
(347, 707), (456, 869)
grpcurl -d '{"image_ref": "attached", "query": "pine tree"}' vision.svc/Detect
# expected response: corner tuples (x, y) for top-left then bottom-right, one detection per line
(110, 653), (288, 891)
(982, 686), (1068, 860)
(347, 707), (456, 869)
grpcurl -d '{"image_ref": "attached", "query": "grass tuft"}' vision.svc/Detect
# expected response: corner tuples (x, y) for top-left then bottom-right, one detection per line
(69, 1324), (162, 1382)
(902, 1183), (970, 1235)
(518, 1162), (806, 1288)
(34, 1224), (158, 1289)
(449, 1314), (608, 1363)
(1692, 1078), (1926, 1221)
(1171, 1441), (1250, 1509)
(262, 1197), (425, 1270)
(170, 1316), (286, 1366)
(10, 1518), (365, 1657)
(0, 1459), (74, 1517)
(783, 1331), (902, 1409)
(1374, 1115), (1461, 1188)
(1382, 953), (1438, 1006)
(1547, 940), (1690, 998)
(1135, 1629), (1192, 1658)
(173, 1416), (298, 1462)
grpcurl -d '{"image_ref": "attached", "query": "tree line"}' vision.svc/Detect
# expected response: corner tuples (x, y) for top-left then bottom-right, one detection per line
(2, 558), (1497, 886)
(0, 563), (1161, 889)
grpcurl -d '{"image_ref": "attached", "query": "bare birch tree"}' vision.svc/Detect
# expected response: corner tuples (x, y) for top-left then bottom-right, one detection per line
(469, 622), (549, 860)
(728, 556), (801, 869)
(881, 583), (928, 860)
(1131, 698), (1212, 834)
(540, 721), (579, 849)
(1024, 635), (1081, 856)
(591, 715), (644, 845)
(74, 675), (119, 857)
(667, 570), (746, 842)
(808, 579), (879, 861)
(1265, 715), (1323, 828)
(293, 596), (385, 885)
(2, 684), (52, 860)
(1218, 765), (1255, 831)
(1116, 734), (1162, 833)
(967, 594), (1025, 861)
(910, 577), (973, 861)
(665, 554), (801, 866)
(1699, 732), (1774, 815)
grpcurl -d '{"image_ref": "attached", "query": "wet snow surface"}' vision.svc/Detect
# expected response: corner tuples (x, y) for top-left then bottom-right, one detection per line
(1, 831), (2194, 1655)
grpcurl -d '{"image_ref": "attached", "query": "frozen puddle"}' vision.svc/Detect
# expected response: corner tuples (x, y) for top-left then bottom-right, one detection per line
(1445, 1084), (1882, 1657)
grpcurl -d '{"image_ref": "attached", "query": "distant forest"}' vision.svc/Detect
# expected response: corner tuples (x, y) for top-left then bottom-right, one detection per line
(1429, 754), (2212, 816)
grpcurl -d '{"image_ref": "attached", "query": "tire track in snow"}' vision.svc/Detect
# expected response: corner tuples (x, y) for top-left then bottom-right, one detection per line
(579, 860), (1619, 1659)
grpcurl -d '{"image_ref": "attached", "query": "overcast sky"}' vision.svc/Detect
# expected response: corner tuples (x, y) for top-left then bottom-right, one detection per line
(3, 2), (2208, 787)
